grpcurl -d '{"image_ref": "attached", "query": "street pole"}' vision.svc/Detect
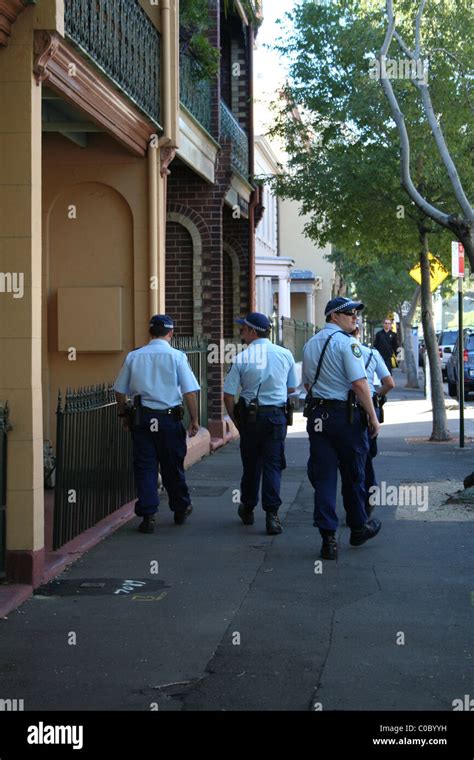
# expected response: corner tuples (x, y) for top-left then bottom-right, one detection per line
(459, 275), (464, 448)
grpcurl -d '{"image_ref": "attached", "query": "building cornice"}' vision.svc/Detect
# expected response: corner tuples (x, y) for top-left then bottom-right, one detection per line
(34, 31), (156, 157)
(0, 0), (32, 47)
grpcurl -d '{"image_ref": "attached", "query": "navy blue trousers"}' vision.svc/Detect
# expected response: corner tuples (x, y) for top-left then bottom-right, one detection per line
(365, 405), (381, 506)
(131, 409), (191, 516)
(239, 410), (287, 512)
(307, 406), (369, 533)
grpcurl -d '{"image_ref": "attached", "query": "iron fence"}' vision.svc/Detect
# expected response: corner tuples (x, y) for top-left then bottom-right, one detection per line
(180, 52), (212, 134)
(280, 318), (315, 362)
(171, 336), (208, 429)
(53, 385), (135, 550)
(64, 0), (162, 127)
(0, 403), (11, 579)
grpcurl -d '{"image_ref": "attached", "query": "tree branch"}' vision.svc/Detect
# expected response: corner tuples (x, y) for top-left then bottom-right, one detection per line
(414, 0), (427, 58)
(417, 82), (474, 219)
(380, 0), (473, 231)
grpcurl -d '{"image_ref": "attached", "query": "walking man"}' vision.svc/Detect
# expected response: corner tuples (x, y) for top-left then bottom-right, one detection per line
(303, 297), (381, 560)
(374, 318), (399, 374)
(114, 315), (200, 533)
(224, 312), (298, 535)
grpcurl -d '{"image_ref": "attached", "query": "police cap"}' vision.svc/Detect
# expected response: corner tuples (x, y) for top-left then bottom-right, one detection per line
(324, 297), (364, 317)
(149, 314), (174, 329)
(235, 312), (271, 333)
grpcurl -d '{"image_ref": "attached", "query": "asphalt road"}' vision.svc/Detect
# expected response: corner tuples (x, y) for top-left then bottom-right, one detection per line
(0, 372), (473, 711)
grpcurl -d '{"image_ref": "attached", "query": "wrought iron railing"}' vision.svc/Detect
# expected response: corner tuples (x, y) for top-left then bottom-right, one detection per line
(171, 336), (209, 429)
(220, 100), (249, 178)
(54, 386), (135, 550)
(180, 52), (212, 134)
(281, 318), (315, 362)
(0, 403), (11, 579)
(64, 0), (162, 127)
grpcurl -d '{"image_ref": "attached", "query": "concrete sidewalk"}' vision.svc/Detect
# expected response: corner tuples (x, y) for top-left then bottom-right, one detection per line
(0, 371), (473, 711)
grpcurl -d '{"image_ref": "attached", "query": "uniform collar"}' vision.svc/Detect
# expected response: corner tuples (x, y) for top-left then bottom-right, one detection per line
(250, 338), (270, 345)
(325, 323), (344, 333)
(149, 339), (171, 347)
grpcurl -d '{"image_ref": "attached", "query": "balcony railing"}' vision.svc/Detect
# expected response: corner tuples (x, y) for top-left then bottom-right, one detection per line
(64, 0), (161, 128)
(180, 52), (212, 134)
(220, 100), (249, 179)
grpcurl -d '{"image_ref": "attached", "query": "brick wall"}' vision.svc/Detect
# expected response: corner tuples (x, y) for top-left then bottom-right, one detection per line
(223, 250), (234, 337)
(167, 150), (233, 424)
(165, 221), (194, 335)
(223, 205), (250, 315)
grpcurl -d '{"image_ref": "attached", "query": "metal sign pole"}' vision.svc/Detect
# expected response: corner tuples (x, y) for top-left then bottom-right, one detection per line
(459, 275), (464, 448)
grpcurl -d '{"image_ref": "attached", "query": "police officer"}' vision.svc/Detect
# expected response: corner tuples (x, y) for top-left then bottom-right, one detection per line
(302, 297), (382, 560)
(351, 325), (395, 517)
(114, 315), (200, 533)
(223, 312), (298, 535)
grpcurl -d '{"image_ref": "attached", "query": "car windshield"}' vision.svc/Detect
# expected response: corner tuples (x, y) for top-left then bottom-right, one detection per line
(439, 331), (458, 345)
(466, 336), (474, 351)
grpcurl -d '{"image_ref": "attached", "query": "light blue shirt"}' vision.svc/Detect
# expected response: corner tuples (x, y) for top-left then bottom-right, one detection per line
(223, 338), (298, 406)
(360, 344), (390, 394)
(302, 323), (367, 401)
(114, 339), (200, 410)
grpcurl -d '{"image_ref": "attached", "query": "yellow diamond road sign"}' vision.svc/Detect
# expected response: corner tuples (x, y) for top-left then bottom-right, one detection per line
(409, 253), (449, 292)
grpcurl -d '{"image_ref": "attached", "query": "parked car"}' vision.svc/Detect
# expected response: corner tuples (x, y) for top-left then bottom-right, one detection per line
(438, 329), (458, 380)
(446, 330), (474, 398)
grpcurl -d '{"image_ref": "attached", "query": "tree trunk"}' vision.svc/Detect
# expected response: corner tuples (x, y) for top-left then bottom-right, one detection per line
(397, 306), (406, 372)
(461, 227), (474, 271)
(419, 231), (451, 441)
(402, 286), (421, 389)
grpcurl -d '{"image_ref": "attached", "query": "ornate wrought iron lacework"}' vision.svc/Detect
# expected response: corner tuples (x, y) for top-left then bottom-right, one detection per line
(64, 0), (161, 127)
(220, 100), (249, 178)
(180, 52), (212, 134)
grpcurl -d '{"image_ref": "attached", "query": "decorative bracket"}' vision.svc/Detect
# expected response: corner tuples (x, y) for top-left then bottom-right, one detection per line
(160, 147), (177, 177)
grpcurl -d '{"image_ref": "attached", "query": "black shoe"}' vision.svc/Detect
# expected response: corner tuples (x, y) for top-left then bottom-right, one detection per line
(321, 535), (338, 560)
(238, 503), (255, 525)
(266, 512), (282, 535)
(174, 505), (193, 525)
(138, 516), (155, 534)
(350, 518), (382, 547)
(464, 472), (474, 489)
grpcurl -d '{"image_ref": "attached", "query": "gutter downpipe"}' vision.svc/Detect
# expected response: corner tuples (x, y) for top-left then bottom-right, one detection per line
(248, 22), (257, 312)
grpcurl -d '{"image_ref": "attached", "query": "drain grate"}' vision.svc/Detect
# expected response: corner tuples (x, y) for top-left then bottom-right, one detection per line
(34, 578), (168, 597)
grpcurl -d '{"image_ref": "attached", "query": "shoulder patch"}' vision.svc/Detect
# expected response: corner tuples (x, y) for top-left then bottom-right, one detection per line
(351, 343), (362, 358)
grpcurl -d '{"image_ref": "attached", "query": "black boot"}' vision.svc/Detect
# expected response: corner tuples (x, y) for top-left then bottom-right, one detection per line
(238, 503), (255, 525)
(321, 534), (338, 560)
(266, 511), (282, 535)
(138, 515), (155, 534)
(350, 518), (382, 546)
(464, 472), (474, 489)
(174, 505), (193, 525)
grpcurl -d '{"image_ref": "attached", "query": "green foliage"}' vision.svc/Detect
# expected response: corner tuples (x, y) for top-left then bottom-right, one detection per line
(180, 0), (220, 78)
(330, 250), (416, 322)
(269, 0), (473, 275)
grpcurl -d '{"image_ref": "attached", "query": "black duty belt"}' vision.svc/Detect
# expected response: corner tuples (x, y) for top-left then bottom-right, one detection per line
(311, 398), (348, 409)
(256, 405), (286, 412)
(141, 405), (180, 415)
